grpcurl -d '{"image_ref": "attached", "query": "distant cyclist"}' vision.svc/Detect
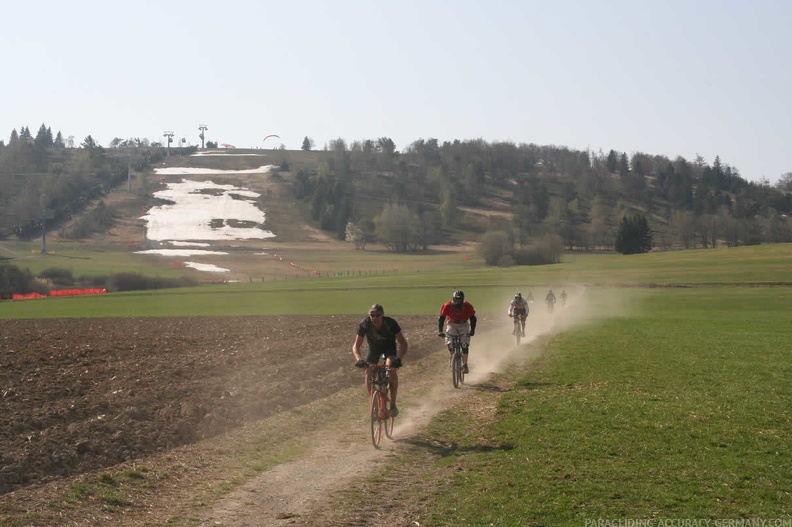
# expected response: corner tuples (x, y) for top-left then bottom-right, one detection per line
(352, 303), (408, 417)
(545, 289), (556, 314)
(438, 290), (477, 374)
(526, 290), (534, 305)
(508, 292), (529, 337)
(560, 289), (568, 307)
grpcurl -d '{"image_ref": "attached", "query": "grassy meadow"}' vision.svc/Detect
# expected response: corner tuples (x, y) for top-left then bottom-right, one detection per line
(397, 285), (792, 525)
(2, 243), (791, 319)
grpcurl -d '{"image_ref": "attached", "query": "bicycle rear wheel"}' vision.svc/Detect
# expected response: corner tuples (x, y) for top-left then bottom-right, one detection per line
(370, 390), (384, 448)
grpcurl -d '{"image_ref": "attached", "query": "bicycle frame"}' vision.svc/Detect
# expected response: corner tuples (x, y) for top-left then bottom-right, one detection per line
(368, 362), (395, 448)
(513, 313), (526, 345)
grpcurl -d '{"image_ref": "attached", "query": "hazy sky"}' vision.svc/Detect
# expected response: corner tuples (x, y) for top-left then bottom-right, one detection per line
(4, 0), (790, 183)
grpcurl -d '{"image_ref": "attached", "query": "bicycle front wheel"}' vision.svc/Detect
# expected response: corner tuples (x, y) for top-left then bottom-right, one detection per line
(370, 390), (384, 448)
(384, 391), (395, 439)
(452, 351), (462, 389)
(514, 320), (522, 345)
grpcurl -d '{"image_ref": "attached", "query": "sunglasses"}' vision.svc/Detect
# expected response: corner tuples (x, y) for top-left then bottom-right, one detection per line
(369, 313), (382, 318)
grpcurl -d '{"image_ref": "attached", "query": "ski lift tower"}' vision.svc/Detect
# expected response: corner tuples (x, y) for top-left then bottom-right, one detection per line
(39, 209), (54, 254)
(199, 124), (208, 149)
(163, 131), (174, 157)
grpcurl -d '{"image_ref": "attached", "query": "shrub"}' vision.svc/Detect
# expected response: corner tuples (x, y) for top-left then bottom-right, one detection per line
(38, 267), (75, 287)
(106, 272), (197, 292)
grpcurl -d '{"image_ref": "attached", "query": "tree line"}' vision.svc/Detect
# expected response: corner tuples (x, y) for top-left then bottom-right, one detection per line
(0, 124), (165, 240)
(287, 137), (792, 260)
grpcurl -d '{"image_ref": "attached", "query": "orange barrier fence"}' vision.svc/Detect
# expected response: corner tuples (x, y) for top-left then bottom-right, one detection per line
(10, 288), (108, 300)
(49, 288), (108, 297)
(11, 292), (48, 300)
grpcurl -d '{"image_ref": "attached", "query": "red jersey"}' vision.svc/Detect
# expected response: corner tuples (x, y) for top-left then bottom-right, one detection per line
(440, 300), (476, 322)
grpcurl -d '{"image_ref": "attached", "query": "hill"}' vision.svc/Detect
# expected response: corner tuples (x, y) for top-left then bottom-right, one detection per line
(3, 136), (792, 286)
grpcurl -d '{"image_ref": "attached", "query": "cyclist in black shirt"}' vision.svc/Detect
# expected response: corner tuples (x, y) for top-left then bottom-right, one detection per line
(352, 303), (409, 416)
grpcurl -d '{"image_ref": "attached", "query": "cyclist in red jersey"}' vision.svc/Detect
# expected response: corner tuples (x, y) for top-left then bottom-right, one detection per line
(438, 290), (477, 373)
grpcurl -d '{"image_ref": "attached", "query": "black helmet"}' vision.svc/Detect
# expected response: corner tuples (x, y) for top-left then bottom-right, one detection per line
(515, 293), (522, 298)
(452, 290), (464, 302)
(369, 303), (384, 315)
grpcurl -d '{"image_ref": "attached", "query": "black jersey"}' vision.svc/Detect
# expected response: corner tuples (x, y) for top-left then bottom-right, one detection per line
(357, 316), (402, 358)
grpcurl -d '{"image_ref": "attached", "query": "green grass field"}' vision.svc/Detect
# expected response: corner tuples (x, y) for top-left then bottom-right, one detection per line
(404, 285), (792, 525)
(2, 243), (791, 319)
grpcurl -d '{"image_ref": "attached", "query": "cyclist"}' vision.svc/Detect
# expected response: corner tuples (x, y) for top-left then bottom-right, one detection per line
(526, 290), (534, 305)
(508, 292), (529, 337)
(352, 303), (408, 417)
(560, 289), (568, 307)
(545, 289), (556, 313)
(438, 290), (477, 374)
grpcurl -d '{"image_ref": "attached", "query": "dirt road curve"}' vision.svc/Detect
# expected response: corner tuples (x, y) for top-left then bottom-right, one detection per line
(1, 313), (538, 526)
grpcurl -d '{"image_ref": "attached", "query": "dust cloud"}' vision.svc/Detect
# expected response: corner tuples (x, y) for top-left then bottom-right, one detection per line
(394, 285), (641, 436)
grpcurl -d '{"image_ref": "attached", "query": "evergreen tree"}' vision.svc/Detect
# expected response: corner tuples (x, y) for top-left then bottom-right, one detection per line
(615, 213), (653, 254)
(606, 149), (619, 173)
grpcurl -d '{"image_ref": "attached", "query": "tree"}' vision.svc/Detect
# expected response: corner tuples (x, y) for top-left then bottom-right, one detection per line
(375, 203), (414, 252)
(377, 137), (396, 156)
(344, 221), (366, 249)
(588, 195), (613, 249)
(618, 152), (630, 175)
(34, 124), (53, 148)
(606, 149), (618, 173)
(615, 213), (652, 254)
(478, 231), (511, 266)
(775, 172), (792, 193)
(301, 136), (314, 151)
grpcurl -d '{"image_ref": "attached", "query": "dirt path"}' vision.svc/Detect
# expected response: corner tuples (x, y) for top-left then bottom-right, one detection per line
(194, 308), (579, 527)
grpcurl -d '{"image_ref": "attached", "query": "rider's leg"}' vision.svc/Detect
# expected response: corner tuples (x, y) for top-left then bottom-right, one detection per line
(389, 369), (398, 406)
(365, 367), (372, 395)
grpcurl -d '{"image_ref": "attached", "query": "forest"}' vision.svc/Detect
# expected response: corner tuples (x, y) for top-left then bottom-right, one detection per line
(289, 136), (792, 259)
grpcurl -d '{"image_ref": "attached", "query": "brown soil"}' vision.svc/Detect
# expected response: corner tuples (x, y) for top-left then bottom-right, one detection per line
(0, 312), (538, 526)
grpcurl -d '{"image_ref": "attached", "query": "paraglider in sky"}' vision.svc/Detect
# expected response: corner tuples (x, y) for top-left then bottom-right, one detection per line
(262, 134), (280, 145)
(220, 143), (236, 149)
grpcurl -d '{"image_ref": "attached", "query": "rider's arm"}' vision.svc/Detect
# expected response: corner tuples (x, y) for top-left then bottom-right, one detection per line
(395, 331), (408, 359)
(469, 315), (477, 333)
(352, 335), (365, 362)
(437, 315), (446, 334)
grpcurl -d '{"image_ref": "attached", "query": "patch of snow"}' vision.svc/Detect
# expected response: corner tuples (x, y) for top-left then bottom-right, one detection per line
(183, 262), (230, 273)
(191, 151), (268, 157)
(170, 241), (211, 247)
(134, 249), (229, 256)
(154, 166), (274, 175)
(140, 179), (275, 241)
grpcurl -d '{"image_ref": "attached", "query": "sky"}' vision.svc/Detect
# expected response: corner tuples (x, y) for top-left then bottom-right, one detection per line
(3, 0), (791, 183)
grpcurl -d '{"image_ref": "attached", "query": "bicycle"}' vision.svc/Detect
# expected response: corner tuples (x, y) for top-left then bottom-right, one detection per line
(368, 358), (395, 448)
(446, 333), (467, 388)
(512, 312), (526, 345)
